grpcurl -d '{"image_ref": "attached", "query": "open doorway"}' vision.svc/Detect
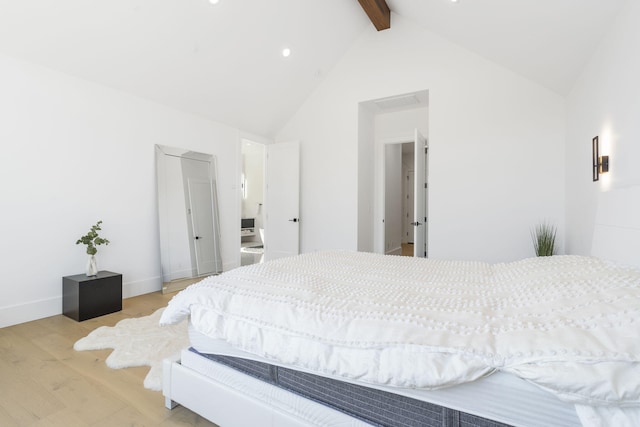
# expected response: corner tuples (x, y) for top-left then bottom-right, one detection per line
(359, 90), (429, 257)
(383, 132), (428, 257)
(239, 139), (301, 266)
(384, 142), (406, 256)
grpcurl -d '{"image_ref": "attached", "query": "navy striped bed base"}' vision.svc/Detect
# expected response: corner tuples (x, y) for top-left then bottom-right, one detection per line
(189, 348), (512, 427)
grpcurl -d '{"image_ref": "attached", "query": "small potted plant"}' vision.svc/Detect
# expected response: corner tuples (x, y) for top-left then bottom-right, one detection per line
(531, 222), (556, 257)
(76, 220), (110, 276)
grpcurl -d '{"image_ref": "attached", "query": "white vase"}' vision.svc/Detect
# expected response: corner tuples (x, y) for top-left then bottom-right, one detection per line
(86, 255), (98, 277)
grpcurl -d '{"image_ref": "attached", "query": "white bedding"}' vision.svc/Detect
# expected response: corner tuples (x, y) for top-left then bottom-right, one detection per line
(160, 251), (640, 424)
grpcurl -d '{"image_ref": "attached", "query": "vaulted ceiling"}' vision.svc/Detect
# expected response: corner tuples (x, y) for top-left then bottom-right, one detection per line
(0, 0), (627, 137)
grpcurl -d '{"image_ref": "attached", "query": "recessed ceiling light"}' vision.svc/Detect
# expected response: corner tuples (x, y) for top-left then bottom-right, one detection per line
(282, 48), (291, 58)
(209, 0), (219, 4)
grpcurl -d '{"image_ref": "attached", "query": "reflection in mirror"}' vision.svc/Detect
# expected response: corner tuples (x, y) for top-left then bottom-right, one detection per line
(240, 140), (265, 266)
(155, 145), (223, 293)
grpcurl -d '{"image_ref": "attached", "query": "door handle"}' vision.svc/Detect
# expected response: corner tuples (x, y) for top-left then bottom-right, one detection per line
(410, 221), (422, 226)
(194, 236), (201, 240)
(288, 218), (299, 223)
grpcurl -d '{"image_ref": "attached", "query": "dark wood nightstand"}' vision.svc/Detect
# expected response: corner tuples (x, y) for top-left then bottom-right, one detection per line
(62, 271), (122, 321)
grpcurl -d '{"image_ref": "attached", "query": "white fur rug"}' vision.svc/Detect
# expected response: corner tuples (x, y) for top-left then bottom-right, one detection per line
(73, 308), (188, 391)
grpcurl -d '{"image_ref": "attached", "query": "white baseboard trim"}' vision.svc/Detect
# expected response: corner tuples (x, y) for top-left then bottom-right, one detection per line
(386, 246), (402, 256)
(0, 276), (163, 328)
(0, 296), (61, 329)
(123, 276), (162, 299)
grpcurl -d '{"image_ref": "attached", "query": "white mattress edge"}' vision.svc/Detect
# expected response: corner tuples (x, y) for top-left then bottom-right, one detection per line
(187, 323), (581, 427)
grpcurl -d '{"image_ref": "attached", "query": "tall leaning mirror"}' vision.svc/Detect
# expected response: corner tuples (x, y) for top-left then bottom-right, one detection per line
(155, 145), (223, 293)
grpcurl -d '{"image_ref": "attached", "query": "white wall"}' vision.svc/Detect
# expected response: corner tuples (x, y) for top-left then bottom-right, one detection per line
(375, 107), (429, 143)
(0, 53), (243, 327)
(565, 0), (640, 257)
(277, 14), (566, 262)
(357, 107), (375, 252)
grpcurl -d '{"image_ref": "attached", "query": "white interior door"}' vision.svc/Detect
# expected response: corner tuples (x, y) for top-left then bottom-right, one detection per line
(405, 170), (415, 244)
(413, 129), (427, 258)
(265, 141), (300, 261)
(188, 178), (217, 275)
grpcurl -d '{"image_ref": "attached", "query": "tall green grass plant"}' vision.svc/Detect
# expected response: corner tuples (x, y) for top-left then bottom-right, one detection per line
(531, 222), (556, 257)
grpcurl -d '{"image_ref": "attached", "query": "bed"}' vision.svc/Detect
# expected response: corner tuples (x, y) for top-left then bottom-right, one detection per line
(160, 247), (640, 427)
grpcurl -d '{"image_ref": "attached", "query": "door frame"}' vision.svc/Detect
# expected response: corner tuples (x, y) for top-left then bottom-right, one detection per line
(375, 135), (411, 254)
(375, 134), (429, 256)
(413, 129), (427, 258)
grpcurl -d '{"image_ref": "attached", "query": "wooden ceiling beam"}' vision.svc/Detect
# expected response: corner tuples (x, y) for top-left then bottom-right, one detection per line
(357, 0), (391, 31)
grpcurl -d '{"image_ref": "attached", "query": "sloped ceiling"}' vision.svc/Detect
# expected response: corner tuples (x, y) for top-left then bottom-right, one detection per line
(0, 0), (627, 137)
(389, 0), (626, 97)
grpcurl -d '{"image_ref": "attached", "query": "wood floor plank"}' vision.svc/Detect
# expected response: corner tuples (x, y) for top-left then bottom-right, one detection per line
(0, 358), (62, 425)
(33, 358), (126, 424)
(0, 291), (216, 427)
(35, 331), (166, 423)
(0, 405), (19, 427)
(91, 406), (157, 427)
(160, 405), (221, 426)
(29, 408), (87, 427)
(0, 333), (64, 425)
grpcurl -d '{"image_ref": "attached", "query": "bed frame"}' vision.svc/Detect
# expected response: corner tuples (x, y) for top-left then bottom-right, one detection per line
(163, 348), (582, 427)
(163, 355), (370, 427)
(163, 185), (640, 427)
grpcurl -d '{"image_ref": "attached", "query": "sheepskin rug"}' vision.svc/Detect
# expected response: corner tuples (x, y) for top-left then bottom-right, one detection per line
(74, 308), (188, 391)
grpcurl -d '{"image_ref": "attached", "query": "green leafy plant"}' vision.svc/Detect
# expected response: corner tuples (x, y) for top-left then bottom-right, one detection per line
(76, 220), (110, 255)
(531, 222), (556, 257)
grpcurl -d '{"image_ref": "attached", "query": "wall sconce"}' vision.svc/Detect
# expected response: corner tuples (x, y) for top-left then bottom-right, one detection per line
(592, 136), (609, 182)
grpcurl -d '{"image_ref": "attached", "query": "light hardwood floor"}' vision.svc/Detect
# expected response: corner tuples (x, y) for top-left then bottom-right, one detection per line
(401, 243), (413, 257)
(0, 292), (217, 427)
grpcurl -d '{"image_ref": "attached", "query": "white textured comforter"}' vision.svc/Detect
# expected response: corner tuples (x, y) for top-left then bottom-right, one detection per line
(160, 251), (640, 422)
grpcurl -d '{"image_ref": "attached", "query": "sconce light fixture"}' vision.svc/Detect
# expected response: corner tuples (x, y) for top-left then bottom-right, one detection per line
(592, 136), (609, 182)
